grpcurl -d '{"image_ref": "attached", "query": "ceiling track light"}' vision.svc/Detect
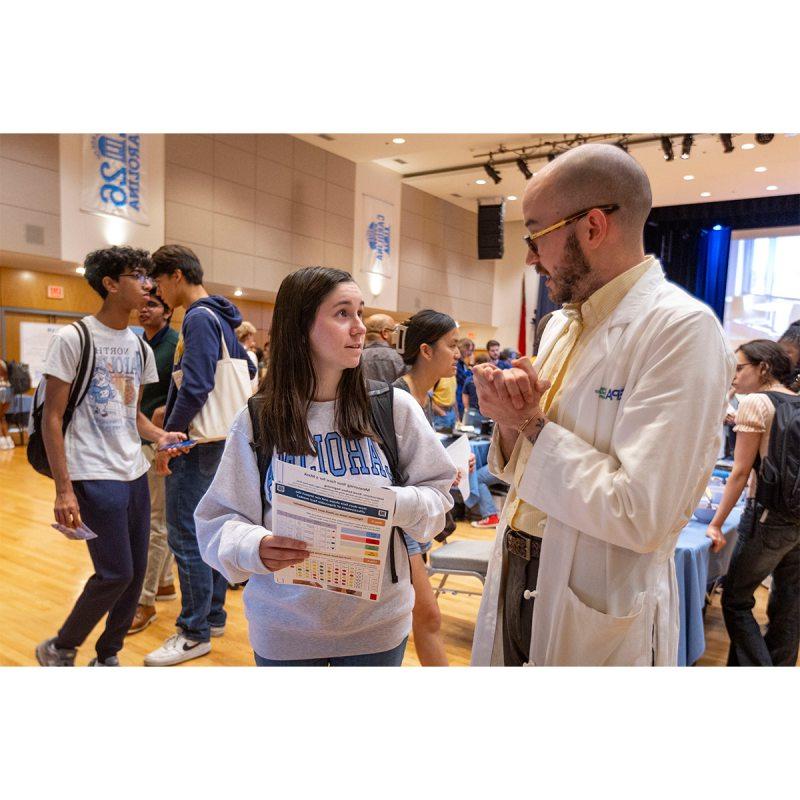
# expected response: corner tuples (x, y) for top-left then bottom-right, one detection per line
(680, 134), (694, 160)
(660, 136), (674, 161)
(616, 140), (629, 153)
(515, 157), (533, 180)
(720, 134), (734, 153)
(755, 133), (775, 145)
(546, 151), (557, 163)
(484, 162), (502, 184)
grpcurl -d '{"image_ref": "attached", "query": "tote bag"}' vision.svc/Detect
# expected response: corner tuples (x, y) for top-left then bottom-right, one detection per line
(172, 307), (253, 442)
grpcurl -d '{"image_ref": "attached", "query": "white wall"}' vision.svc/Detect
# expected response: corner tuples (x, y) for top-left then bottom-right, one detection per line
(0, 134), (61, 259)
(353, 162), (402, 311)
(59, 134), (165, 264)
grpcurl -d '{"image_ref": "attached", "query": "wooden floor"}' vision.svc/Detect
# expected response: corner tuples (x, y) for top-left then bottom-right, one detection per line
(0, 443), (787, 667)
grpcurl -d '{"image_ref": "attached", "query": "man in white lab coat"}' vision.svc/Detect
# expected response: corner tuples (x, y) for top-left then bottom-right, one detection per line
(471, 143), (735, 666)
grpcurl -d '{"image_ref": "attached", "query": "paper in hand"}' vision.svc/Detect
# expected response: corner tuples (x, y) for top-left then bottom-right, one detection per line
(52, 523), (98, 541)
(445, 434), (472, 500)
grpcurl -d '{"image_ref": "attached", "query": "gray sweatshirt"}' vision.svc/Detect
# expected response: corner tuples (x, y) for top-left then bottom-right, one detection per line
(194, 389), (456, 660)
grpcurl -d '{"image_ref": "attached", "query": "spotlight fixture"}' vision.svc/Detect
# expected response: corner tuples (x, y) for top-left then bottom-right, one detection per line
(515, 158), (533, 180)
(660, 136), (674, 161)
(484, 162), (502, 184)
(720, 134), (734, 153)
(680, 135), (694, 160)
(755, 134), (775, 145)
(546, 151), (557, 163)
(616, 141), (629, 153)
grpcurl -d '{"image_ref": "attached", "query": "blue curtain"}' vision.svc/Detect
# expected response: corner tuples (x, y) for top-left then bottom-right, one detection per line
(695, 227), (731, 322)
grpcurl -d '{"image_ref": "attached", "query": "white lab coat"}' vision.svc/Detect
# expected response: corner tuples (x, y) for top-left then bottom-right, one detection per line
(471, 260), (736, 666)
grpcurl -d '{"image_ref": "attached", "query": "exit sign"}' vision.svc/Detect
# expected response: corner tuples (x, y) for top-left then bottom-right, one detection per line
(47, 285), (64, 299)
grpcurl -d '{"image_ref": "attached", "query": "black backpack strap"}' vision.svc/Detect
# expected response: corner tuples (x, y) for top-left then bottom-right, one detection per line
(248, 394), (272, 519)
(367, 380), (411, 584)
(62, 320), (95, 429)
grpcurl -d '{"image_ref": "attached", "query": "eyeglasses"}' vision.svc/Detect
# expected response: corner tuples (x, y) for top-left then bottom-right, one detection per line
(523, 204), (620, 256)
(118, 270), (151, 284)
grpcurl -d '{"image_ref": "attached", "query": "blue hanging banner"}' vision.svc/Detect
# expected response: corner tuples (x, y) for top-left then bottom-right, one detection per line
(81, 134), (150, 226)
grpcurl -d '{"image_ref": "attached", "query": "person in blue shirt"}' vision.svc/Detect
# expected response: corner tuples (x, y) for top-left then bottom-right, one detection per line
(486, 339), (512, 369)
(455, 337), (475, 419)
(143, 244), (256, 667)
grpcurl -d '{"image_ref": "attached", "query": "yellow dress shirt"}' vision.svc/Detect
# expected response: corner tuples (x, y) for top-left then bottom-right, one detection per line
(504, 257), (655, 535)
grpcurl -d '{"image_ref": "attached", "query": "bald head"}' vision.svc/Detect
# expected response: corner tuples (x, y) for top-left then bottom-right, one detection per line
(525, 143), (652, 243)
(365, 313), (397, 343)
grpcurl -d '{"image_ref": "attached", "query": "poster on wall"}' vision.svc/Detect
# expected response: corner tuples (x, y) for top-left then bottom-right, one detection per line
(80, 134), (149, 226)
(20, 322), (62, 388)
(361, 194), (396, 279)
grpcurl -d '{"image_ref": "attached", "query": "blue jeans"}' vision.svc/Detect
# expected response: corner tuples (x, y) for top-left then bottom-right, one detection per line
(56, 475), (150, 661)
(475, 464), (501, 518)
(722, 501), (800, 666)
(433, 409), (456, 431)
(254, 637), (408, 666)
(165, 441), (228, 643)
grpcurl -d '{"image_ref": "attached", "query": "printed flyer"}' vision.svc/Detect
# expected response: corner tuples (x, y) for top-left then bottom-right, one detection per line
(272, 461), (396, 601)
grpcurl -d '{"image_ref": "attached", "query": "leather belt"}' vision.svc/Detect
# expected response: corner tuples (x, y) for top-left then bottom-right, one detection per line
(504, 526), (542, 562)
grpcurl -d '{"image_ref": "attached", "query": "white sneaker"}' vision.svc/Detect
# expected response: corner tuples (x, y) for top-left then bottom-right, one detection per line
(143, 633), (211, 666)
(0, 436), (13, 450)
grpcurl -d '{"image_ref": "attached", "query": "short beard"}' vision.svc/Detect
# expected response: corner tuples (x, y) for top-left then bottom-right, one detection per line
(546, 232), (593, 304)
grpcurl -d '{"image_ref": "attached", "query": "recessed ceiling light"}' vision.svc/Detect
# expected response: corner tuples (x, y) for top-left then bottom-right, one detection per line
(754, 166), (767, 173)
(741, 143), (755, 150)
(75, 266), (86, 275)
(766, 185), (778, 191)
(700, 192), (711, 197)
(506, 195), (518, 201)
(475, 179), (487, 185)
(683, 175), (695, 181)
(234, 288), (243, 297)
(392, 137), (406, 144)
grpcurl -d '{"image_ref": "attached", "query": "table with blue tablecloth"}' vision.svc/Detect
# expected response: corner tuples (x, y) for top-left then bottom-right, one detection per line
(675, 504), (744, 666)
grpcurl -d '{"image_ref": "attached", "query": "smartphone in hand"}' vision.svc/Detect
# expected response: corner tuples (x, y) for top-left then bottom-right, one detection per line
(158, 439), (199, 452)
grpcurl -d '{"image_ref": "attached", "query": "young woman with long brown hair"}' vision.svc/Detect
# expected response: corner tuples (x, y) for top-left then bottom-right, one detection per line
(195, 267), (455, 665)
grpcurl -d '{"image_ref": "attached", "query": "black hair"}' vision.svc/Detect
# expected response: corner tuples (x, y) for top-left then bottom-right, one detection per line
(398, 309), (457, 366)
(779, 323), (800, 351)
(150, 244), (204, 285)
(146, 286), (171, 316)
(258, 266), (372, 456)
(83, 246), (153, 299)
(736, 339), (792, 386)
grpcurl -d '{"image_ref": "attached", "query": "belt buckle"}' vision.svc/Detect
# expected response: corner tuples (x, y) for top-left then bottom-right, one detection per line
(505, 528), (532, 561)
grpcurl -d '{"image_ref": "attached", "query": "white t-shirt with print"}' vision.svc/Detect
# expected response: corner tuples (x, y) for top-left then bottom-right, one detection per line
(42, 315), (158, 481)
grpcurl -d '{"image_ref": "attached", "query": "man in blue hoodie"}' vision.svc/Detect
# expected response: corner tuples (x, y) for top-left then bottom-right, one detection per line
(143, 245), (256, 666)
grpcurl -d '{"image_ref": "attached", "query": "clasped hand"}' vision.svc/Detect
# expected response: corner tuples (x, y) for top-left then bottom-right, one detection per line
(473, 358), (551, 430)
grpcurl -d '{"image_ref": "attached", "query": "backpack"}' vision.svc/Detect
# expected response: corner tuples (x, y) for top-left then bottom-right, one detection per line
(248, 380), (413, 584)
(755, 391), (800, 520)
(6, 360), (32, 395)
(27, 321), (148, 479)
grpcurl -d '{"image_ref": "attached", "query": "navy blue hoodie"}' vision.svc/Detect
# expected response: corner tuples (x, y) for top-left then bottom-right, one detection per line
(164, 296), (256, 434)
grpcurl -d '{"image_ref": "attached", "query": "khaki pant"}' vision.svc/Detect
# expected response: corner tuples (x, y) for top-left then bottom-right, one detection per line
(139, 443), (174, 606)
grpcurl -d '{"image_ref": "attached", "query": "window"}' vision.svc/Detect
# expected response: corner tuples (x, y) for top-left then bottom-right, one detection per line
(723, 227), (800, 349)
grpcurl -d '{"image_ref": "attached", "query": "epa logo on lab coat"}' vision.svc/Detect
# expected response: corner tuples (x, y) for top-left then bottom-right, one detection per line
(595, 386), (625, 401)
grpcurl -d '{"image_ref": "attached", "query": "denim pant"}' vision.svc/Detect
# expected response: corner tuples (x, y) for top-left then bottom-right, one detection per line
(56, 475), (150, 661)
(253, 637), (408, 666)
(433, 409), (456, 431)
(474, 464), (500, 519)
(165, 441), (228, 643)
(722, 501), (800, 666)
(502, 531), (542, 666)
